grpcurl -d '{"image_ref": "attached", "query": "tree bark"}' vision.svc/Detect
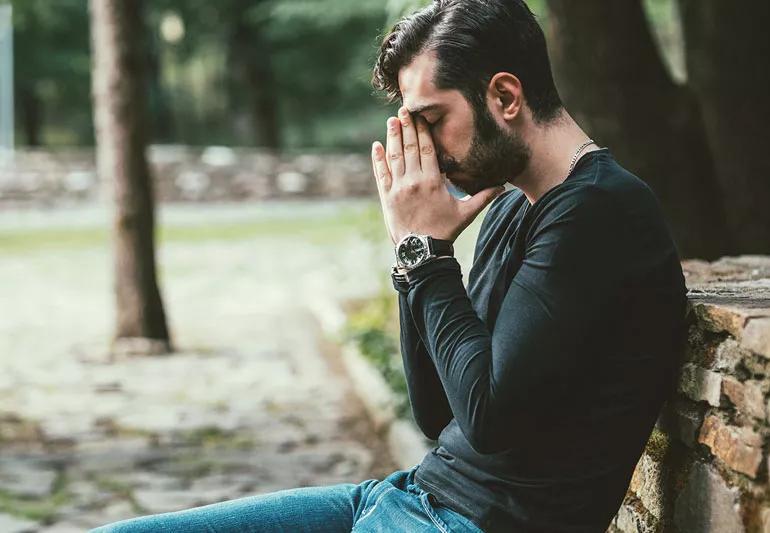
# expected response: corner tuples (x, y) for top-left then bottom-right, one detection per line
(678, 0), (770, 254)
(20, 88), (42, 147)
(89, 0), (172, 354)
(226, 0), (281, 149)
(545, 0), (733, 260)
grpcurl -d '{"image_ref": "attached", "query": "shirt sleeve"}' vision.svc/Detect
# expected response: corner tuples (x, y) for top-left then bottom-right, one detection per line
(393, 271), (454, 440)
(405, 186), (625, 454)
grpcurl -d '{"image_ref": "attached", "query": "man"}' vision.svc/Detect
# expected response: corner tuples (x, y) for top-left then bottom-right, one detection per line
(370, 0), (688, 532)
(93, 1), (687, 532)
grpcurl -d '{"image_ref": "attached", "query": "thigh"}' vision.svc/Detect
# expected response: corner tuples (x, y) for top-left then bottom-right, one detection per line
(350, 484), (450, 533)
(90, 479), (378, 533)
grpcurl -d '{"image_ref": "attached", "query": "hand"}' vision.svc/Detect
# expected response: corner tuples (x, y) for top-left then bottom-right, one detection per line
(370, 106), (505, 245)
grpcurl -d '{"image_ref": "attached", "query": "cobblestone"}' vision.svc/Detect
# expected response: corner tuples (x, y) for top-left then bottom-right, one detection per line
(0, 201), (403, 530)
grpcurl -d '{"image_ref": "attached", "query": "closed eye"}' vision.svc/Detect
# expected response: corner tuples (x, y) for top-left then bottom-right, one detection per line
(423, 115), (441, 128)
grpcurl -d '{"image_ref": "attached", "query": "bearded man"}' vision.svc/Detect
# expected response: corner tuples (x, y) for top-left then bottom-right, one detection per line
(369, 0), (688, 531)
(92, 1), (687, 532)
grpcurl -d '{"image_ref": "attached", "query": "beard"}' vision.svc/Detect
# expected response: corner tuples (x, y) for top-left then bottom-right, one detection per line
(437, 102), (531, 196)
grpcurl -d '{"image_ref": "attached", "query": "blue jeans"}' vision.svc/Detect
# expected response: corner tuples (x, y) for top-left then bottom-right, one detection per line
(90, 464), (484, 532)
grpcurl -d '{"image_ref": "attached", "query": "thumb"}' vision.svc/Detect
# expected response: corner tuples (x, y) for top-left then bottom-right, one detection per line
(459, 186), (506, 219)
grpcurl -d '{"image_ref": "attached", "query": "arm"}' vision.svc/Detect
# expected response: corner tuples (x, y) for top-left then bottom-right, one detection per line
(404, 187), (624, 454)
(393, 271), (454, 440)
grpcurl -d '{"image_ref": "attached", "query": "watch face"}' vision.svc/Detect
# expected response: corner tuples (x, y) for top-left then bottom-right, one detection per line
(398, 235), (429, 268)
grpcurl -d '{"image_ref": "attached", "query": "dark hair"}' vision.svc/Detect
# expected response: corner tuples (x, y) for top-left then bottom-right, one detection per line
(372, 0), (563, 124)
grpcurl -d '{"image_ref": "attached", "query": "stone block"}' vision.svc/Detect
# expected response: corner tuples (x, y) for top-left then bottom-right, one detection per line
(0, 514), (38, 533)
(656, 399), (704, 448)
(674, 462), (744, 533)
(628, 454), (665, 519)
(0, 459), (57, 499)
(722, 376), (766, 420)
(692, 302), (750, 338)
(698, 415), (763, 478)
(678, 363), (722, 407)
(759, 506), (770, 533)
(614, 504), (657, 533)
(742, 317), (770, 359)
(713, 337), (748, 371)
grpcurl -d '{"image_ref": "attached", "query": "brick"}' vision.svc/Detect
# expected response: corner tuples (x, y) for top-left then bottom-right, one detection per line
(674, 462), (744, 533)
(722, 376), (766, 420)
(698, 415), (763, 478)
(741, 317), (770, 359)
(678, 363), (722, 407)
(693, 302), (750, 338)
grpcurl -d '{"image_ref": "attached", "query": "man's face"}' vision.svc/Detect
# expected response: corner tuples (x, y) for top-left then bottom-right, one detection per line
(397, 51), (530, 196)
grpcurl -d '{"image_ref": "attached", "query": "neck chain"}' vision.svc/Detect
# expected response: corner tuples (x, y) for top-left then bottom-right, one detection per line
(567, 139), (596, 177)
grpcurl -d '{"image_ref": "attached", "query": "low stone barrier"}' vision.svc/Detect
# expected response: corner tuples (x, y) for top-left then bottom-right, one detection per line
(610, 255), (770, 533)
(0, 146), (376, 206)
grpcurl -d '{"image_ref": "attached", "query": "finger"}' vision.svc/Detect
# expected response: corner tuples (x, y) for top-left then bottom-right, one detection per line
(398, 106), (420, 174)
(372, 141), (392, 192)
(415, 115), (440, 178)
(372, 142), (395, 243)
(386, 116), (405, 178)
(459, 186), (506, 221)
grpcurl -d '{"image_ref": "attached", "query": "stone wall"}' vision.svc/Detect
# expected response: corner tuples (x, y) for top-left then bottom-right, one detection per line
(0, 146), (376, 207)
(609, 256), (770, 533)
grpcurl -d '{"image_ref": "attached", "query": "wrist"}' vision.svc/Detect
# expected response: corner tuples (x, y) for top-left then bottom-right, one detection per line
(394, 233), (454, 271)
(391, 255), (454, 288)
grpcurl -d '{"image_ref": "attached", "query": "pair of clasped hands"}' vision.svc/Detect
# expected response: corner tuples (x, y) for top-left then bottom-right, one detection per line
(371, 106), (506, 246)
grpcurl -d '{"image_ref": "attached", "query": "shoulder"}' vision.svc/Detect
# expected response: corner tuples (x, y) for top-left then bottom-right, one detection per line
(528, 183), (620, 232)
(488, 187), (524, 215)
(477, 187), (525, 235)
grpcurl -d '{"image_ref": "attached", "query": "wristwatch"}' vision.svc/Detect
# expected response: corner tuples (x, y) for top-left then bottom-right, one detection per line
(394, 233), (454, 272)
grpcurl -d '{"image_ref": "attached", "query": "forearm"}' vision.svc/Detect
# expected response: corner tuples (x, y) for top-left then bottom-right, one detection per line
(404, 258), (506, 453)
(394, 275), (453, 439)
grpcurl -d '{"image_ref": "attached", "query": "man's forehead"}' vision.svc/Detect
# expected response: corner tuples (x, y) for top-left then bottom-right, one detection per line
(397, 50), (441, 112)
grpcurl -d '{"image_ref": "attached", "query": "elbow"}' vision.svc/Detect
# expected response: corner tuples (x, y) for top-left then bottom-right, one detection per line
(413, 413), (446, 441)
(462, 411), (513, 455)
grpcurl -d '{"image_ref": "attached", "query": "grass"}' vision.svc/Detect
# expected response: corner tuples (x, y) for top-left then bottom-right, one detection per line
(0, 471), (72, 523)
(0, 203), (386, 254)
(342, 289), (411, 418)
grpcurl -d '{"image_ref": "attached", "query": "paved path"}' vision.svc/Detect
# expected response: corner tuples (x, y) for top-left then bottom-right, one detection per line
(0, 200), (401, 531)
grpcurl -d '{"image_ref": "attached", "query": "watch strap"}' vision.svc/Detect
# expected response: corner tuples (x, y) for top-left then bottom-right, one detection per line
(428, 237), (454, 257)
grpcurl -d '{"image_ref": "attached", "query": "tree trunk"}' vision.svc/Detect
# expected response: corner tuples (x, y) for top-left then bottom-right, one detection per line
(20, 88), (42, 147)
(226, 0), (281, 149)
(89, 0), (172, 354)
(678, 0), (770, 254)
(545, 0), (733, 260)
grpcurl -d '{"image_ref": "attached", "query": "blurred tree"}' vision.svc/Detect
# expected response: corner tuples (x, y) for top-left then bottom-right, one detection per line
(10, 0), (92, 145)
(545, 0), (769, 258)
(89, 0), (172, 354)
(678, 0), (770, 255)
(225, 0), (280, 148)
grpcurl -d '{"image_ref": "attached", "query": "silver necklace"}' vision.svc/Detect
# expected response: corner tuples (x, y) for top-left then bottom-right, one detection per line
(567, 139), (596, 177)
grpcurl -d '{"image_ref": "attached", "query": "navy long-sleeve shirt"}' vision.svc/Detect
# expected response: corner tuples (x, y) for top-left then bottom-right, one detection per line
(392, 148), (688, 533)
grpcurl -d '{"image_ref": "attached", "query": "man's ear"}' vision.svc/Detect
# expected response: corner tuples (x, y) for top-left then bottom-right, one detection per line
(487, 72), (523, 122)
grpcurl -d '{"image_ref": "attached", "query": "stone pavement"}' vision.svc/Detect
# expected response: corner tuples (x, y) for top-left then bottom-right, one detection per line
(0, 201), (403, 531)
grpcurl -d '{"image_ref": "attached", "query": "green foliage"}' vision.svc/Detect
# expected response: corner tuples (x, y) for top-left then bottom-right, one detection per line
(342, 290), (411, 419)
(6, 0), (682, 148)
(10, 0), (92, 144)
(0, 472), (72, 522)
